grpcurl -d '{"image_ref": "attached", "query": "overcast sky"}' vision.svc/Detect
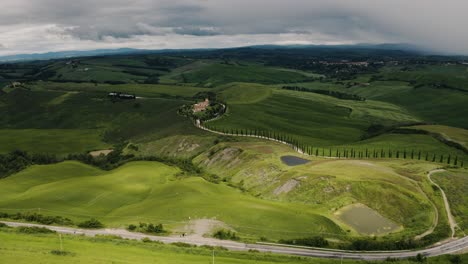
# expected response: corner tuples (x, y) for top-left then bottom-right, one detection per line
(0, 0), (467, 56)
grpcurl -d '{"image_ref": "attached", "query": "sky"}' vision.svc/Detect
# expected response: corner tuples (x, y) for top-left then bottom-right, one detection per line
(0, 0), (467, 56)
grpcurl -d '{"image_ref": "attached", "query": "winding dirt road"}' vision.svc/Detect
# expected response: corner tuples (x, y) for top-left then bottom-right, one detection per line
(427, 169), (459, 238)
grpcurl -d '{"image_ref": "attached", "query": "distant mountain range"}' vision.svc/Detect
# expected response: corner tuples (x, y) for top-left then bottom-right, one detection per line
(0, 44), (452, 62)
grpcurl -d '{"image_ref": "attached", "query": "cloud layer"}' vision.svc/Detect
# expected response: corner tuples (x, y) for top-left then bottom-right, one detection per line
(0, 0), (467, 55)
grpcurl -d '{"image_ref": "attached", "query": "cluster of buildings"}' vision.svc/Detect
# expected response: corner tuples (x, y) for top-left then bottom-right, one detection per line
(193, 98), (210, 113)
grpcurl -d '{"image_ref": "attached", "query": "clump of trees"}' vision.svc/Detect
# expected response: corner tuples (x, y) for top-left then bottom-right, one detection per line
(0, 212), (73, 226)
(127, 222), (165, 234)
(0, 150), (59, 178)
(279, 236), (329, 247)
(213, 229), (239, 241)
(77, 218), (104, 229)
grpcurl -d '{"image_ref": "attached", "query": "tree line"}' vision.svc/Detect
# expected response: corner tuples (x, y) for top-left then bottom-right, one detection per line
(201, 124), (465, 168)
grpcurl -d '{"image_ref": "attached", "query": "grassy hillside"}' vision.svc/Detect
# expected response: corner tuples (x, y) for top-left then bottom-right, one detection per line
(194, 141), (442, 238)
(0, 88), (205, 153)
(405, 125), (468, 149)
(0, 161), (343, 240)
(39, 55), (189, 84)
(29, 81), (211, 98)
(0, 129), (110, 155)
(218, 82), (273, 104)
(209, 89), (420, 146)
(170, 62), (312, 87)
(431, 169), (468, 233)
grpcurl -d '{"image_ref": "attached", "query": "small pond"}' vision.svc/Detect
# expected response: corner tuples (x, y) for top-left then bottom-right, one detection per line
(335, 203), (401, 235)
(280, 155), (310, 166)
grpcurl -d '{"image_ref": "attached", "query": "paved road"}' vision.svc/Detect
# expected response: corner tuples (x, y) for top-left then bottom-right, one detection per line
(2, 221), (467, 260)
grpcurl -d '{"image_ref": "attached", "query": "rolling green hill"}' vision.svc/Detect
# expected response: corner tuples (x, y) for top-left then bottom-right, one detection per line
(170, 62), (312, 87)
(0, 161), (343, 240)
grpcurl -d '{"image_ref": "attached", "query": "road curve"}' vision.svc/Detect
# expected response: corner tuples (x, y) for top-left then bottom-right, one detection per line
(427, 169), (459, 238)
(2, 221), (467, 260)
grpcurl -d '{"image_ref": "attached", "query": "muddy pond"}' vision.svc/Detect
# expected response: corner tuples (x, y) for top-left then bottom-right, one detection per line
(280, 155), (310, 166)
(335, 203), (401, 235)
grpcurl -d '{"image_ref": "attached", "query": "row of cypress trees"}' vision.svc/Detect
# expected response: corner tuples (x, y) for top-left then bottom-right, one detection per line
(202, 124), (465, 167)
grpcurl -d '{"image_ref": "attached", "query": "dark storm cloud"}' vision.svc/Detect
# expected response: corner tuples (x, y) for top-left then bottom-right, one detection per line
(0, 0), (467, 55)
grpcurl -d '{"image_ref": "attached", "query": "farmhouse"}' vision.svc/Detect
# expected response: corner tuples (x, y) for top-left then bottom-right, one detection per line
(193, 98), (210, 113)
(108, 92), (136, 100)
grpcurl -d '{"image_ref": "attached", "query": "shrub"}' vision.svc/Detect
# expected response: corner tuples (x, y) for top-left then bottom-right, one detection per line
(50, 250), (73, 256)
(17, 226), (56, 234)
(279, 236), (328, 247)
(172, 242), (195, 248)
(141, 237), (152, 243)
(127, 224), (137, 231)
(77, 218), (104, 229)
(213, 229), (239, 241)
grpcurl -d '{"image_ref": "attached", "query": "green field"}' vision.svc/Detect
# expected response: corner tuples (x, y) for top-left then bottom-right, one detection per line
(170, 62), (312, 87)
(0, 129), (109, 155)
(405, 125), (468, 149)
(0, 88), (206, 153)
(0, 161), (344, 240)
(209, 88), (420, 146)
(30, 81), (211, 98)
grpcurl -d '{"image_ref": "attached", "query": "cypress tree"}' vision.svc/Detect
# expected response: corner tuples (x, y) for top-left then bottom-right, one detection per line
(432, 154), (436, 162)
(396, 151), (400, 159)
(365, 148), (368, 158)
(403, 150), (407, 159)
(418, 151), (421, 160)
(461, 160), (464, 167)
(454, 156), (458, 166)
(389, 149), (392, 158)
(316, 149), (319, 156)
(439, 155), (444, 163)
(411, 150), (414, 159)
(322, 148), (324, 156)
(447, 154), (451, 164)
